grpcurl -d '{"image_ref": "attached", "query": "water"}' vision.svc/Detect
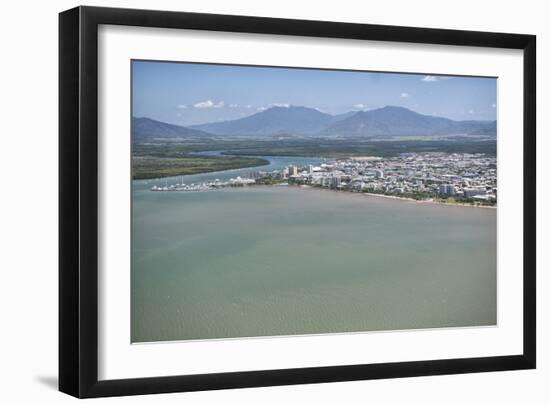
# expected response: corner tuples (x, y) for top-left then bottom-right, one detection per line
(134, 151), (322, 191)
(131, 156), (496, 343)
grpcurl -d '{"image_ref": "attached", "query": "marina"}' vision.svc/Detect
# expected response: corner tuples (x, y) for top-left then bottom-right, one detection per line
(151, 176), (255, 192)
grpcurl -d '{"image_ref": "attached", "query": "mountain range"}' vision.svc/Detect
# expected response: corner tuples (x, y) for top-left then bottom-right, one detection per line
(133, 105), (496, 141)
(190, 106), (354, 135)
(320, 106), (496, 137)
(133, 117), (210, 141)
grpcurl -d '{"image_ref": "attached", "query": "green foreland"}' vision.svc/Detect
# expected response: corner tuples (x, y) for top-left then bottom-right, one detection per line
(132, 155), (269, 179)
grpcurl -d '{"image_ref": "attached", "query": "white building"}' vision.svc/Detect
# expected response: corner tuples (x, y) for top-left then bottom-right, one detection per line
(464, 187), (487, 198)
(439, 184), (456, 196)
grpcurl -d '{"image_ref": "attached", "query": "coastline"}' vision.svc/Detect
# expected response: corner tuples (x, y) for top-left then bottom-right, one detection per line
(132, 158), (270, 180)
(132, 156), (270, 180)
(287, 184), (497, 209)
(357, 190), (496, 209)
(134, 152), (496, 210)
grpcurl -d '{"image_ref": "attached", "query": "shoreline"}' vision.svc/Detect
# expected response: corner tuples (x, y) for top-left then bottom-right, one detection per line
(145, 181), (496, 210)
(272, 184), (497, 209)
(133, 159), (270, 181)
(135, 152), (496, 210)
(356, 190), (496, 209)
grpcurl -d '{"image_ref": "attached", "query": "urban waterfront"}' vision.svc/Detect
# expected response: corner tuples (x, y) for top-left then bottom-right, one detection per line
(131, 155), (497, 342)
(150, 152), (497, 207)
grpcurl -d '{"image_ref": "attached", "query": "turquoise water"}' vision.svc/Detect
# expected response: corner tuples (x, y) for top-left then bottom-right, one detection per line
(131, 157), (496, 342)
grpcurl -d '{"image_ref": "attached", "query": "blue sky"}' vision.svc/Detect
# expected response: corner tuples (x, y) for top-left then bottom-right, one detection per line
(132, 60), (497, 126)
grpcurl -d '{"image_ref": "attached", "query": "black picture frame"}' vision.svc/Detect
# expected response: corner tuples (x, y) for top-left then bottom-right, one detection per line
(59, 5), (536, 398)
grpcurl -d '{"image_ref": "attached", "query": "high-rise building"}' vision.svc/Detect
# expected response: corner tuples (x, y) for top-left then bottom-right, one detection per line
(439, 184), (456, 195)
(288, 165), (298, 176)
(374, 169), (384, 179)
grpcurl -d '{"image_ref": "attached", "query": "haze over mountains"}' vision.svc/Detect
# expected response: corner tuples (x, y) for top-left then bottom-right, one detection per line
(133, 105), (496, 141)
(190, 106), (355, 136)
(321, 106), (496, 137)
(133, 117), (211, 141)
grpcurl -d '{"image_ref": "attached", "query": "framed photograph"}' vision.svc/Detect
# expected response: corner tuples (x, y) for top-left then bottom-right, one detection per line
(59, 6), (536, 398)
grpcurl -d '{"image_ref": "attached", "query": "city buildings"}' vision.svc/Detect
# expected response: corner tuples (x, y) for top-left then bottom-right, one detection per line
(151, 152), (497, 206)
(284, 152), (497, 204)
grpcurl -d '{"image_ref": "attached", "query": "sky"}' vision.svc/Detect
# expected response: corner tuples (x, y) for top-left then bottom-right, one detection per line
(132, 60), (497, 126)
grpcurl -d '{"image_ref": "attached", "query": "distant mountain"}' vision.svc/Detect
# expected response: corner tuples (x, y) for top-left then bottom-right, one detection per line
(330, 111), (357, 123)
(322, 106), (496, 137)
(132, 117), (211, 141)
(190, 106), (335, 135)
(134, 107), (496, 141)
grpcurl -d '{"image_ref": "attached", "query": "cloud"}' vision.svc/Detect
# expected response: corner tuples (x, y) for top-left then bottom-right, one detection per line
(492, 103), (496, 108)
(193, 100), (214, 108)
(254, 103), (291, 111)
(352, 103), (369, 110)
(193, 100), (225, 108)
(229, 103), (239, 108)
(245, 105), (252, 109)
(400, 92), (409, 98)
(468, 109), (474, 114)
(177, 104), (188, 109)
(421, 75), (451, 82)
